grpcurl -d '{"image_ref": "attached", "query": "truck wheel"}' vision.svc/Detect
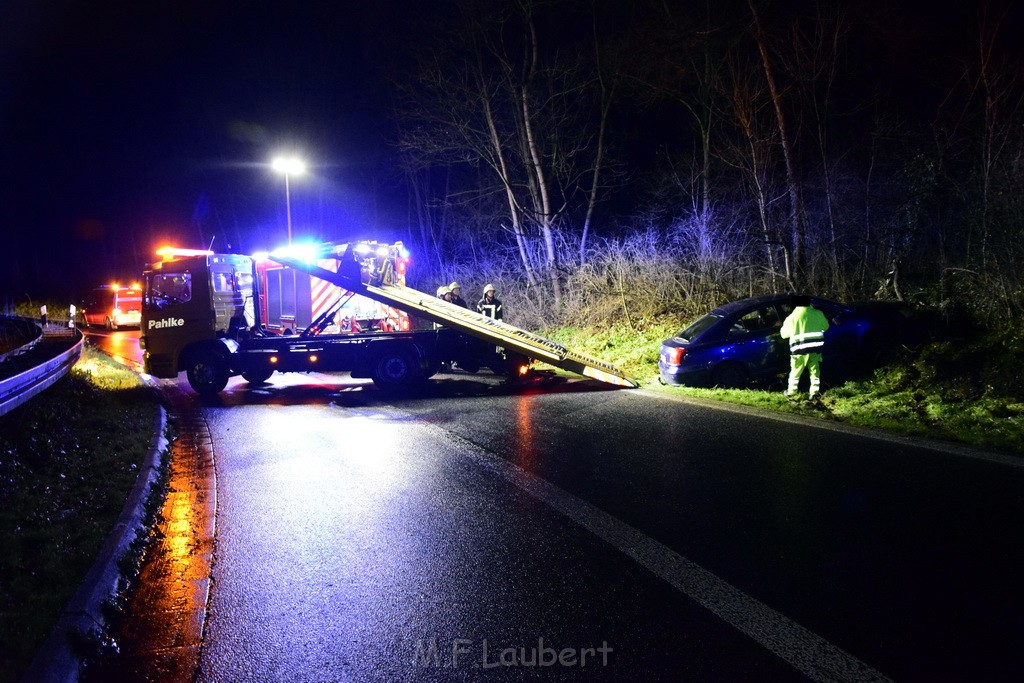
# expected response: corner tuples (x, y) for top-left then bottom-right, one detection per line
(372, 349), (418, 389)
(105, 317), (115, 331)
(241, 369), (274, 384)
(186, 352), (230, 396)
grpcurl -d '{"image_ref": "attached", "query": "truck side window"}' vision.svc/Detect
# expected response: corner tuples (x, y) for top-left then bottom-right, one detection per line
(149, 272), (192, 308)
(211, 271), (234, 293)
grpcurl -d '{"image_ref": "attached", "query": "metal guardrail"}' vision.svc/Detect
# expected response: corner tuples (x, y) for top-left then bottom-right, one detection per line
(0, 330), (84, 417)
(0, 318), (42, 364)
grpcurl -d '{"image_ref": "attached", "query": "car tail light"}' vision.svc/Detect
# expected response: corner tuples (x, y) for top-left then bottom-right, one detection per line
(664, 347), (686, 365)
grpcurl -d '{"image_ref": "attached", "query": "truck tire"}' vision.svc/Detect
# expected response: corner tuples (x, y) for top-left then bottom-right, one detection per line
(241, 369), (274, 385)
(186, 351), (230, 396)
(371, 348), (419, 390)
(105, 317), (115, 331)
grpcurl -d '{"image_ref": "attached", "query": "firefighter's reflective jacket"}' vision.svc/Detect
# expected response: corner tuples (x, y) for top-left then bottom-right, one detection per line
(780, 305), (829, 354)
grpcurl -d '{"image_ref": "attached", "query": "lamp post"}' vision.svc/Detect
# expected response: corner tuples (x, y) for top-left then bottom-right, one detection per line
(271, 156), (306, 244)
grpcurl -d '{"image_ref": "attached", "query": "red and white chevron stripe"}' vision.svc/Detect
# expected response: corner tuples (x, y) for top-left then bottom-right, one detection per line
(311, 258), (341, 322)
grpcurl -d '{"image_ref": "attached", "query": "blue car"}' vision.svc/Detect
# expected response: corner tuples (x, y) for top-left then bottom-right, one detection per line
(658, 294), (891, 388)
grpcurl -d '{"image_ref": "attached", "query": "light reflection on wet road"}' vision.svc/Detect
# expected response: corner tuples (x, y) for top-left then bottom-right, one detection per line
(82, 327), (143, 371)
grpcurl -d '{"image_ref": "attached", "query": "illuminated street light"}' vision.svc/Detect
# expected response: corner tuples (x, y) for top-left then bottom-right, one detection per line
(271, 156), (306, 244)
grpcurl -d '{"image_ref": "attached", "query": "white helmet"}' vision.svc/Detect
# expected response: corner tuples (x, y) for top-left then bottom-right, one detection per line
(436, 285), (450, 297)
(483, 283), (495, 294)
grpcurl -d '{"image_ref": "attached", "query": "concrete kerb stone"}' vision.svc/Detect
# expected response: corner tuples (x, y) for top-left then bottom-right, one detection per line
(22, 381), (170, 683)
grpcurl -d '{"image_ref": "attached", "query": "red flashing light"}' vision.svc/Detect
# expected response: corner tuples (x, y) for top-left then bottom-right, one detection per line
(396, 258), (408, 275)
(156, 246), (214, 261)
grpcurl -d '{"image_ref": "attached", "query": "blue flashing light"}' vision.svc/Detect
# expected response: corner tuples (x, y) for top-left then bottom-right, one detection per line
(269, 243), (321, 263)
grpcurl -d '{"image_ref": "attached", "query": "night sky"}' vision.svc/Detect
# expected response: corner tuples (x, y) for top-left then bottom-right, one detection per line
(1, 0), (417, 299)
(0, 0), (1017, 300)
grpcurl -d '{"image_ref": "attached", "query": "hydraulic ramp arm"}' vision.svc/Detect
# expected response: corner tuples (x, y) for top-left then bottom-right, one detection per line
(269, 248), (638, 388)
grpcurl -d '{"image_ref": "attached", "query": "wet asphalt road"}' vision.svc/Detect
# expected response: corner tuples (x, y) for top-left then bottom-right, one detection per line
(82, 326), (143, 371)
(78, 331), (1024, 680)
(170, 371), (1024, 682)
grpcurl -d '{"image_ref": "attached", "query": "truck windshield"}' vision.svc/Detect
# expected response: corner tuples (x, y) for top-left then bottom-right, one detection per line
(147, 272), (192, 308)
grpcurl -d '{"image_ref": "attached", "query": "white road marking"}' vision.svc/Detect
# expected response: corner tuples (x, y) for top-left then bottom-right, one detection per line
(433, 426), (892, 683)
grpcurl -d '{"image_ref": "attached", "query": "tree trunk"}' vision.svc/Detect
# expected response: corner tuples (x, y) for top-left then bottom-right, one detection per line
(479, 74), (538, 288)
(749, 0), (804, 285)
(519, 14), (562, 305)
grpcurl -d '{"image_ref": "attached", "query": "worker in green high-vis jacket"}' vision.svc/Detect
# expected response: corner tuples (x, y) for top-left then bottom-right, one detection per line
(780, 295), (830, 399)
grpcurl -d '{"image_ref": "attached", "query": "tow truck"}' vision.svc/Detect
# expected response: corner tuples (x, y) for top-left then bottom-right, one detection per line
(140, 242), (637, 395)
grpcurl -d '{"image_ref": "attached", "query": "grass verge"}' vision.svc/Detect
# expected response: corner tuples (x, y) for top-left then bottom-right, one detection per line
(0, 347), (159, 682)
(545, 322), (1024, 455)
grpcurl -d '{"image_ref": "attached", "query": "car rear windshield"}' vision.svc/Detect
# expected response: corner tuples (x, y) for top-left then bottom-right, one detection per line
(677, 314), (721, 341)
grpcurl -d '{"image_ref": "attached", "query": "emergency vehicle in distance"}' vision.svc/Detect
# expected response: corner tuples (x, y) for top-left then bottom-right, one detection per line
(81, 284), (143, 329)
(140, 241), (636, 396)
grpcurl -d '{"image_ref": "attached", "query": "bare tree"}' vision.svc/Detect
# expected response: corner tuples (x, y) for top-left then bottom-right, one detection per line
(748, 0), (806, 285)
(392, 0), (629, 306)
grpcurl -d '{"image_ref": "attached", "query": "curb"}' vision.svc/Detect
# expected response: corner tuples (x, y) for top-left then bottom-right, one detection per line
(22, 392), (169, 682)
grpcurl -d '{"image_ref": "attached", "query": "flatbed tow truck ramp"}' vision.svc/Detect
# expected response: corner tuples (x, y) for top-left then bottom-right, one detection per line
(270, 245), (638, 389)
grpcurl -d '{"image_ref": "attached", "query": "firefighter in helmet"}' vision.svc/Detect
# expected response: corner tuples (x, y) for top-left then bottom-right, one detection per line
(780, 295), (829, 399)
(436, 285), (453, 302)
(448, 281), (468, 308)
(477, 284), (503, 320)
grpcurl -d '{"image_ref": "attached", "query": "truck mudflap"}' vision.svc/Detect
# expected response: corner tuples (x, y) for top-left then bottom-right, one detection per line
(270, 252), (638, 388)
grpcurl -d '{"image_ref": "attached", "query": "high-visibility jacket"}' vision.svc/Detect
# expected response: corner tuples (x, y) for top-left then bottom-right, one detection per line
(780, 305), (829, 354)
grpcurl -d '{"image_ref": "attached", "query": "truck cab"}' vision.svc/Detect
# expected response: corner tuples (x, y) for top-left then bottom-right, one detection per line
(141, 249), (254, 386)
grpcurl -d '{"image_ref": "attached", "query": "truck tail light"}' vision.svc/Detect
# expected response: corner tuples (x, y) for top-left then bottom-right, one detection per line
(664, 347), (686, 365)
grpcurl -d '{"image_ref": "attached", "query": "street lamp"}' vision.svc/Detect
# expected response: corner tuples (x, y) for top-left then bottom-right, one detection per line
(271, 156), (306, 244)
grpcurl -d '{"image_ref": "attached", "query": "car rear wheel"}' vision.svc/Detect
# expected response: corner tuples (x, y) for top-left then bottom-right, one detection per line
(712, 362), (749, 389)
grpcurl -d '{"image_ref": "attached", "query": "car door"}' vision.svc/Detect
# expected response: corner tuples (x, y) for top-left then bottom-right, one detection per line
(812, 300), (859, 358)
(723, 304), (789, 379)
